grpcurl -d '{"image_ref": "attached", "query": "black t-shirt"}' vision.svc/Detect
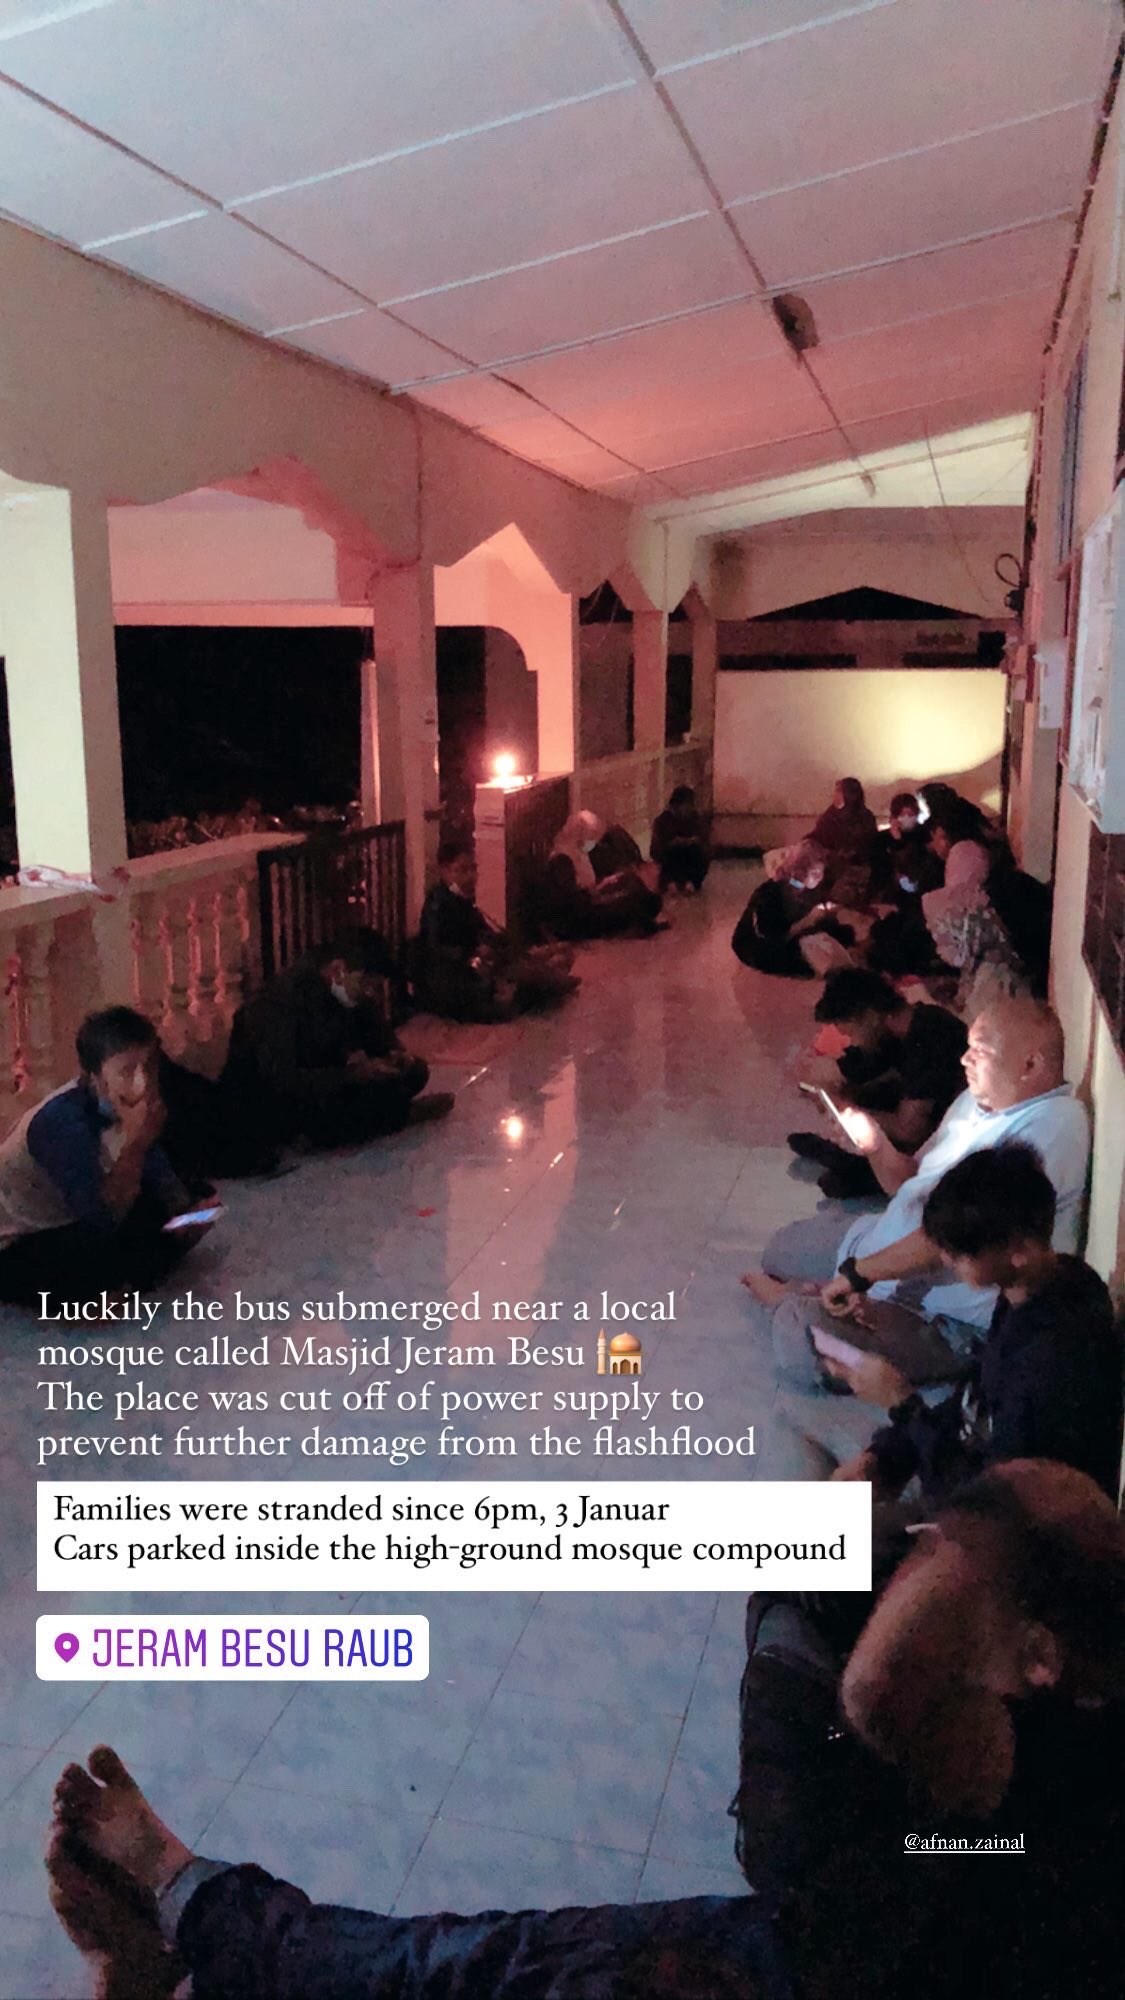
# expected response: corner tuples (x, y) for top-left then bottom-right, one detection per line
(869, 1255), (1124, 1501)
(838, 1004), (967, 1118)
(418, 881), (491, 959)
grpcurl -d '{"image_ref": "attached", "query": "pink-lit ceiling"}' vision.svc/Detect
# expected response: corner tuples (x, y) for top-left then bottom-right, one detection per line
(0, 0), (1117, 521)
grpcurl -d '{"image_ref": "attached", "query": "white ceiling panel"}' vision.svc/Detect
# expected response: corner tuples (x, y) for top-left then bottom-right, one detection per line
(801, 217), (1072, 344)
(0, 0), (1112, 523)
(238, 89), (705, 302)
(504, 300), (785, 420)
(0, 78), (201, 243)
(618, 0), (898, 72)
(96, 213), (364, 336)
(0, 0), (632, 203)
(842, 406), (1031, 479)
(731, 102), (1094, 288)
(651, 428), (846, 497)
(390, 214), (753, 369)
(0, 2), (120, 41)
(664, 0), (1117, 205)
(591, 469), (677, 501)
(640, 379), (1034, 497)
(398, 373), (539, 430)
(279, 308), (464, 384)
(829, 365), (1041, 436)
(653, 415), (1033, 529)
(815, 287), (1058, 394)
(595, 368), (828, 464)
(471, 411), (637, 485)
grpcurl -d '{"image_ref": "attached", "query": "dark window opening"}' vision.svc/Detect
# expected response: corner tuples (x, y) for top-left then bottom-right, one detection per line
(115, 626), (363, 855)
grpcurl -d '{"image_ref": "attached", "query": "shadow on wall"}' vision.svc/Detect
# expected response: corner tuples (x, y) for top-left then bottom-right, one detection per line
(744, 751), (1005, 819)
(714, 665), (1007, 841)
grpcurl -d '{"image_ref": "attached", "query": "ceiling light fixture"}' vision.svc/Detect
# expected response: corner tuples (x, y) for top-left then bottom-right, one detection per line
(770, 292), (820, 355)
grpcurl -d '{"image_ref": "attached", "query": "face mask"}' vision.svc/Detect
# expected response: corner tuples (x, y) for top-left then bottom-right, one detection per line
(330, 978), (358, 1010)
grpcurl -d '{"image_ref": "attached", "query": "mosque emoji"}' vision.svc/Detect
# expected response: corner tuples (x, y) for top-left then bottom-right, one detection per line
(596, 1328), (642, 1376)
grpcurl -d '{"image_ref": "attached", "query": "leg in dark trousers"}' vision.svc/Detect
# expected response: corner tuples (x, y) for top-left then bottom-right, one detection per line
(661, 843), (709, 892)
(297, 1068), (431, 1148)
(0, 1203), (191, 1313)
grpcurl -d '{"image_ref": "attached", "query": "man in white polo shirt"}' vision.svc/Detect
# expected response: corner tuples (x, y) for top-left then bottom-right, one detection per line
(743, 997), (1091, 1417)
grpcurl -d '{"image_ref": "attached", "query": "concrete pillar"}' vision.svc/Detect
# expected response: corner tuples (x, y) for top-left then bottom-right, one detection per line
(369, 564), (438, 921)
(0, 487), (127, 878)
(533, 593), (580, 778)
(632, 607), (669, 764)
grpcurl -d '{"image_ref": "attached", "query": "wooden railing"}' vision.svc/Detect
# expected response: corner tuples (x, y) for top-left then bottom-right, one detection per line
(257, 821), (408, 979)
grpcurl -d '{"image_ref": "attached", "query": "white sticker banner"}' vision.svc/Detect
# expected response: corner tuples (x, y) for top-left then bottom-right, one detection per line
(37, 1614), (429, 1682)
(38, 1481), (871, 1592)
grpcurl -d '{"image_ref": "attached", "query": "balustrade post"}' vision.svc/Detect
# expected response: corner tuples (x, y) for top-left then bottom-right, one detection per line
(216, 873), (253, 1020)
(159, 888), (194, 1054)
(130, 887), (166, 1020)
(15, 922), (55, 1104)
(189, 881), (223, 1036)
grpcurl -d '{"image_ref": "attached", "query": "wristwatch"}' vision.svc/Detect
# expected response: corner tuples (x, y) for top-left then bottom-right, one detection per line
(838, 1254), (873, 1295)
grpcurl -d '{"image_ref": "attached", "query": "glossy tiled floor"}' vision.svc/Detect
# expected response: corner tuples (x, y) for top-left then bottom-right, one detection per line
(0, 862), (831, 1997)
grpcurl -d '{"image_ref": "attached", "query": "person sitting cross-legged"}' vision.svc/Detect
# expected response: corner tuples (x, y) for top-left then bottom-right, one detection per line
(788, 967), (968, 1200)
(415, 838), (578, 1022)
(742, 996), (1091, 1406)
(539, 812), (665, 940)
(868, 790), (926, 907)
(223, 929), (452, 1151)
(46, 1462), (1125, 2000)
(769, 1141), (1123, 1489)
(650, 784), (710, 895)
(0, 1006), (212, 1314)
(731, 841), (854, 979)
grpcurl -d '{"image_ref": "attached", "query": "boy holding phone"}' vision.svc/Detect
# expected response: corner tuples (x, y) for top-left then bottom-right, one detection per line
(824, 1145), (1122, 1500)
(0, 1006), (214, 1313)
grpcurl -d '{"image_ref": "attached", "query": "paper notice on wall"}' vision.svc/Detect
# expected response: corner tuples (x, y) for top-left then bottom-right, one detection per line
(1036, 641), (1068, 731)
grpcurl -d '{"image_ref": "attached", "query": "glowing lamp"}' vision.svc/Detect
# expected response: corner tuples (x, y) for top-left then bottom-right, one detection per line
(501, 1115), (525, 1142)
(493, 752), (518, 780)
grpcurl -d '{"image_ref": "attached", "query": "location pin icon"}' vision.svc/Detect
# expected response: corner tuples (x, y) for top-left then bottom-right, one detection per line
(54, 1633), (80, 1664)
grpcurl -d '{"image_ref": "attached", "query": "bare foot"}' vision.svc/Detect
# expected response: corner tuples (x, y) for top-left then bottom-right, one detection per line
(53, 1748), (193, 1901)
(47, 1828), (180, 2000)
(740, 1270), (788, 1307)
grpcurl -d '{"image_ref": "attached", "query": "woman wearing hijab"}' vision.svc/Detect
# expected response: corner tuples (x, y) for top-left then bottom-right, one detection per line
(921, 803), (1023, 1010)
(811, 778), (879, 875)
(538, 811), (663, 939)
